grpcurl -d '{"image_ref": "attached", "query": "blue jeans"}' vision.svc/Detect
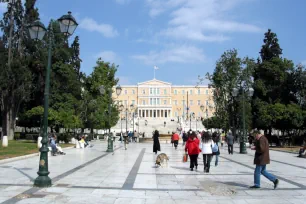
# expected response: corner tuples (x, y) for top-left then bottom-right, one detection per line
(254, 165), (276, 187)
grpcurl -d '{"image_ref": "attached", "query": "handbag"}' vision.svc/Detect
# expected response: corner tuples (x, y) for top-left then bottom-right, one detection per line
(183, 153), (188, 162)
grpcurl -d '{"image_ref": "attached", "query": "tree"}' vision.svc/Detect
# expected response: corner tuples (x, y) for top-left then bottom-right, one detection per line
(0, 0), (35, 140)
(80, 58), (120, 133)
(206, 49), (255, 136)
(252, 29), (295, 135)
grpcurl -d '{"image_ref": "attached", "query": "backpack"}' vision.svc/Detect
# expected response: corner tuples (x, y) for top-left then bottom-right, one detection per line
(212, 142), (219, 153)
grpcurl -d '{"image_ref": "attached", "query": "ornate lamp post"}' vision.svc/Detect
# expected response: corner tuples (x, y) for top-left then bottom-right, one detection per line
(28, 12), (78, 188)
(119, 104), (124, 135)
(130, 104), (136, 133)
(99, 85), (122, 152)
(232, 87), (254, 154)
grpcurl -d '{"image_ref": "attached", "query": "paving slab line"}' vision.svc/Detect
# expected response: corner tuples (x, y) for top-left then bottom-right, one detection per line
(122, 148), (146, 189)
(0, 147), (121, 204)
(220, 155), (306, 189)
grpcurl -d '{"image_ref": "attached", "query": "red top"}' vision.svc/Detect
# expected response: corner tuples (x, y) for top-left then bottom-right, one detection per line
(172, 133), (180, 141)
(185, 137), (200, 155)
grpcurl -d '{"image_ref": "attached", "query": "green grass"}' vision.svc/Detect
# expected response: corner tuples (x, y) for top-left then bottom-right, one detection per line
(0, 140), (74, 160)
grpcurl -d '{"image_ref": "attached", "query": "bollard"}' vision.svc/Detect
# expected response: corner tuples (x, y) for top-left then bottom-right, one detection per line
(97, 135), (99, 140)
(71, 138), (76, 144)
(37, 136), (42, 149)
(2, 136), (8, 147)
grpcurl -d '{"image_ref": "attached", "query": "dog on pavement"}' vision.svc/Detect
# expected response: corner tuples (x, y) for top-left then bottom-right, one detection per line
(155, 153), (169, 167)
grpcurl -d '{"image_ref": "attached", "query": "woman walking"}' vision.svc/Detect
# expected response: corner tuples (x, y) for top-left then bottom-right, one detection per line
(200, 132), (214, 173)
(153, 130), (161, 154)
(185, 131), (200, 171)
(211, 132), (220, 166)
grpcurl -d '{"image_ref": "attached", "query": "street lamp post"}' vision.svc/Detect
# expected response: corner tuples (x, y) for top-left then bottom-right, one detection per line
(200, 104), (204, 131)
(232, 87), (254, 154)
(130, 104), (136, 133)
(99, 85), (122, 152)
(28, 12), (78, 188)
(119, 104), (124, 135)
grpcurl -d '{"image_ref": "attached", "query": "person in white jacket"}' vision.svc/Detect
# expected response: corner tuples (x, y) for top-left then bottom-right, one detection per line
(200, 132), (215, 173)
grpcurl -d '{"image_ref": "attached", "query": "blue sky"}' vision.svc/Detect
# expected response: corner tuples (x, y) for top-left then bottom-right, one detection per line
(1, 0), (306, 85)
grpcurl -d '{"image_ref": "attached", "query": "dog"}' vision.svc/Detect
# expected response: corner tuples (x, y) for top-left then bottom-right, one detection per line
(155, 153), (169, 167)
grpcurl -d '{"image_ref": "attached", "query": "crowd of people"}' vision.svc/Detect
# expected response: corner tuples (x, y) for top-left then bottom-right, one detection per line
(153, 129), (279, 189)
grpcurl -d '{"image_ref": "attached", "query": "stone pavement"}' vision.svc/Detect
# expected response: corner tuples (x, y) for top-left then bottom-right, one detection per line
(0, 141), (306, 204)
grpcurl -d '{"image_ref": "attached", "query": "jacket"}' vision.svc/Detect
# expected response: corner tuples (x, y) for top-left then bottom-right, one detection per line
(185, 138), (200, 155)
(226, 134), (234, 145)
(172, 133), (179, 141)
(182, 133), (188, 142)
(200, 139), (214, 154)
(254, 135), (270, 165)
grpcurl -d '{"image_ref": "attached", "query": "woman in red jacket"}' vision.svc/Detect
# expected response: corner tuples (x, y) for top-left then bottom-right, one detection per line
(185, 131), (201, 171)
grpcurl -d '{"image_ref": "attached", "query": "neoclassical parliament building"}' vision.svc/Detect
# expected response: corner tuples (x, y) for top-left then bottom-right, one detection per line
(114, 79), (215, 120)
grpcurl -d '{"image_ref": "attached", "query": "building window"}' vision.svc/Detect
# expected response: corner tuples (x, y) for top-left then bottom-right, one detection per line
(190, 90), (193, 95)
(142, 100), (145, 105)
(132, 90), (135, 94)
(150, 88), (153, 95)
(164, 100), (167, 105)
(153, 88), (156, 95)
(182, 100), (185, 105)
(164, 89), (167, 95)
(182, 90), (185, 95)
(142, 90), (145, 94)
(190, 100), (193, 105)
(157, 98), (160, 105)
(150, 98), (153, 105)
(174, 90), (177, 95)
(206, 90), (208, 95)
(124, 90), (127, 95)
(153, 98), (156, 105)
(198, 89), (200, 95)
(132, 100), (135, 105)
(174, 100), (177, 105)
(197, 100), (201, 105)
(157, 88), (160, 95)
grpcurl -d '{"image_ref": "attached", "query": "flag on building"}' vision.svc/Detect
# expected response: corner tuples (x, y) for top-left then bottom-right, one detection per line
(154, 66), (159, 70)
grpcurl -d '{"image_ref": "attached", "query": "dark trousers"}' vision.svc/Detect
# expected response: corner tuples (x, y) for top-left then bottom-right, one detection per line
(228, 144), (233, 154)
(203, 154), (212, 172)
(174, 140), (178, 148)
(189, 154), (198, 169)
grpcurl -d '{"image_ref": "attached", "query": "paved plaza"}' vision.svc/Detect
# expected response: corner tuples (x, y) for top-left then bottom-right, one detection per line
(0, 141), (306, 204)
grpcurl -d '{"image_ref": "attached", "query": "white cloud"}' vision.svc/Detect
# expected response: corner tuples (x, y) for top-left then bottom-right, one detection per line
(95, 51), (121, 64)
(131, 45), (206, 65)
(117, 76), (131, 85)
(0, 3), (7, 13)
(79, 17), (119, 38)
(146, 0), (262, 42)
(115, 0), (131, 5)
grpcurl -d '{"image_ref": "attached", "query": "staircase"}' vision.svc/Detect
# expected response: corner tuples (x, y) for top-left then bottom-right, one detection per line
(111, 117), (205, 138)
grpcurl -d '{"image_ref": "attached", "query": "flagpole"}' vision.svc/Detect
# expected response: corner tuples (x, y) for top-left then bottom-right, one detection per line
(154, 68), (155, 79)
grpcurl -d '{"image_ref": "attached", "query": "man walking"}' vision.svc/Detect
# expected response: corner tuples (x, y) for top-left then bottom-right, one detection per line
(250, 131), (279, 189)
(226, 132), (234, 154)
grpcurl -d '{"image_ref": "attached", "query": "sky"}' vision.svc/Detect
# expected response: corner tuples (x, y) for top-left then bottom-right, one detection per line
(1, 0), (306, 85)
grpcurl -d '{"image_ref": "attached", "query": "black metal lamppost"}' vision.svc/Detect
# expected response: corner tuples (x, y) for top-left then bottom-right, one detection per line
(99, 85), (122, 152)
(28, 12), (78, 187)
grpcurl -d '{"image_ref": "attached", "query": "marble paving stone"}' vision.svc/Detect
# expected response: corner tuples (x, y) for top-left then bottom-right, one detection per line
(1, 142), (306, 204)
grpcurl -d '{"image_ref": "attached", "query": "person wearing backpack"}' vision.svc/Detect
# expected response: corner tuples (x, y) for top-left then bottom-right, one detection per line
(200, 131), (215, 173)
(182, 131), (188, 146)
(211, 132), (220, 166)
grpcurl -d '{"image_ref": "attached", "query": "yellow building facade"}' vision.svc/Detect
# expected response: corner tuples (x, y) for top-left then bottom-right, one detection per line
(114, 79), (214, 119)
